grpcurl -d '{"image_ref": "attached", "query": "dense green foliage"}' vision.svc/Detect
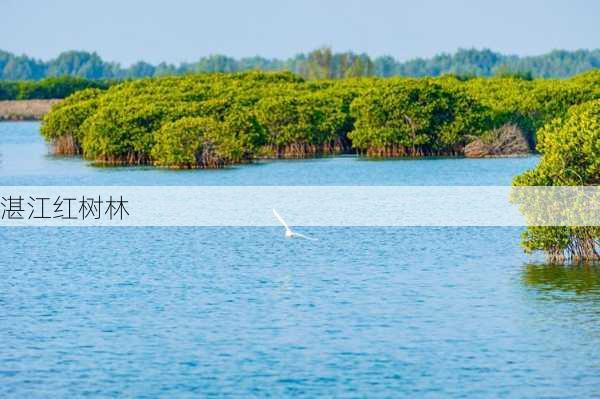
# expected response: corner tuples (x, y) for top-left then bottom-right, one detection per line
(153, 117), (235, 168)
(0, 76), (112, 100)
(2, 48), (599, 80)
(349, 79), (491, 156)
(255, 92), (350, 157)
(40, 88), (103, 154)
(513, 100), (600, 262)
(40, 70), (598, 172)
(461, 76), (599, 140)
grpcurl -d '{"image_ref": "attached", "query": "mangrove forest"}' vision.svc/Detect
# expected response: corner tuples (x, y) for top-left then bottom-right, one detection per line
(40, 69), (599, 166)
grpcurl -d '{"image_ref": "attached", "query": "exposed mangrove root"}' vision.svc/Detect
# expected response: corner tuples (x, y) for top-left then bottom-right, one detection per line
(546, 229), (600, 264)
(359, 145), (463, 158)
(158, 162), (228, 169)
(90, 151), (151, 166)
(261, 138), (351, 159)
(194, 146), (228, 168)
(50, 135), (81, 156)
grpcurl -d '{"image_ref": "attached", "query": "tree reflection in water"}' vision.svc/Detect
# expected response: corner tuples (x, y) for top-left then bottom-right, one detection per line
(523, 263), (600, 296)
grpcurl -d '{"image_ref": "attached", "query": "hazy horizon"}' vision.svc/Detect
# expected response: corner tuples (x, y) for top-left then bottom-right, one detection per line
(3, 0), (599, 66)
(3, 47), (600, 69)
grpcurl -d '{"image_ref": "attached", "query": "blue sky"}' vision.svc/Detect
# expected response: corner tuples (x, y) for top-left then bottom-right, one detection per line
(3, 0), (598, 65)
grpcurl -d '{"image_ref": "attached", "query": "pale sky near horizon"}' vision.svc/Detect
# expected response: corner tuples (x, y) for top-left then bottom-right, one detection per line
(2, 0), (598, 66)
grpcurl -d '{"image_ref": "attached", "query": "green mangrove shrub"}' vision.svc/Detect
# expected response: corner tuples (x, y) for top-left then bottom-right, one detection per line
(40, 88), (103, 155)
(513, 99), (600, 262)
(256, 92), (349, 157)
(151, 107), (267, 168)
(349, 79), (492, 156)
(462, 76), (597, 145)
(152, 117), (231, 168)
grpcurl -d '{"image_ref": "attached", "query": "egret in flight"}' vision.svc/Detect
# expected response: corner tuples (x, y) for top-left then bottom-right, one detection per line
(272, 209), (317, 240)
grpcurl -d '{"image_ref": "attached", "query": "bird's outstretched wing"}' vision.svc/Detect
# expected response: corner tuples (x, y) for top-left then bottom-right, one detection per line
(272, 209), (291, 232)
(293, 232), (318, 241)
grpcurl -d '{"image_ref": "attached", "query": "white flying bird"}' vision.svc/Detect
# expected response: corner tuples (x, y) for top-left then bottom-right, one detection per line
(272, 209), (317, 240)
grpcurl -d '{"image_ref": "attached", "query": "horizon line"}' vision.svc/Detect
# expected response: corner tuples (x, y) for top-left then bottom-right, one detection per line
(3, 46), (599, 68)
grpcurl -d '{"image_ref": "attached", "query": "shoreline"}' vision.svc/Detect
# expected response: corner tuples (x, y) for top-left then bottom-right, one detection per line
(0, 99), (60, 121)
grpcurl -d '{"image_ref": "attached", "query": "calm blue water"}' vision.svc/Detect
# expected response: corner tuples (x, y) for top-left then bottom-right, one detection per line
(1, 122), (600, 398)
(0, 122), (538, 186)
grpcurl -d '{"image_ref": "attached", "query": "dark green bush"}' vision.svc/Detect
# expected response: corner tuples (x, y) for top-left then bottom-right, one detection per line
(349, 79), (492, 156)
(0, 76), (114, 100)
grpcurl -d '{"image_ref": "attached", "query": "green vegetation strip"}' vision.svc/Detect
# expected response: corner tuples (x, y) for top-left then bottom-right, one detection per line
(0, 77), (114, 101)
(1, 48), (599, 80)
(40, 70), (599, 166)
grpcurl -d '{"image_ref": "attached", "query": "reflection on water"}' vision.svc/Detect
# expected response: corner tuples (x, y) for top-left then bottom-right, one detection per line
(523, 263), (600, 296)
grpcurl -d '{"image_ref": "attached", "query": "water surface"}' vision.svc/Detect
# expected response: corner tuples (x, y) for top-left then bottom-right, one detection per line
(1, 122), (599, 398)
(0, 122), (538, 186)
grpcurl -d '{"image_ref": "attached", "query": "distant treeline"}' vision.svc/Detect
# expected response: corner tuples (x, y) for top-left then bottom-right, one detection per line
(0, 77), (112, 101)
(2, 47), (599, 80)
